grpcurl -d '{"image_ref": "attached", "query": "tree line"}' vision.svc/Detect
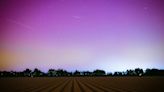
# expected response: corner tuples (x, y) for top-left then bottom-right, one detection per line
(0, 68), (164, 77)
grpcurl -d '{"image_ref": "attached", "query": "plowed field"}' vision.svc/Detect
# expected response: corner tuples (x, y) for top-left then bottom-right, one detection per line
(0, 77), (163, 92)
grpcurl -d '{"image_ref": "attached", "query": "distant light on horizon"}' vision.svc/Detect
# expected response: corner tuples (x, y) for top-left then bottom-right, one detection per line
(0, 0), (163, 72)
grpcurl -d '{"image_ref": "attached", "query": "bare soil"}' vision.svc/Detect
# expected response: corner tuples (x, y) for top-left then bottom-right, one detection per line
(0, 77), (163, 92)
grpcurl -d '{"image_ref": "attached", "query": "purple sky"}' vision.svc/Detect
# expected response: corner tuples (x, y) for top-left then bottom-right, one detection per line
(0, 0), (164, 72)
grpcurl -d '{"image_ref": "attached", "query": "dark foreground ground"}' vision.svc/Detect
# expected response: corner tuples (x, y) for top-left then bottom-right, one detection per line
(0, 77), (163, 92)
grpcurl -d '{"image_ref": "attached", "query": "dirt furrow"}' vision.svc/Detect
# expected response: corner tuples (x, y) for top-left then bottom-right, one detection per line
(61, 78), (73, 92)
(91, 78), (133, 92)
(73, 78), (82, 92)
(1, 77), (163, 92)
(76, 78), (94, 92)
(31, 78), (67, 92)
(71, 78), (74, 92)
(24, 78), (59, 92)
(79, 78), (106, 92)
(50, 78), (71, 92)
(43, 78), (69, 92)
(83, 78), (120, 92)
(86, 79), (131, 92)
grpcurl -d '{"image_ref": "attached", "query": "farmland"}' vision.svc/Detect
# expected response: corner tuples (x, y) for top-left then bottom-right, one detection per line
(0, 77), (163, 92)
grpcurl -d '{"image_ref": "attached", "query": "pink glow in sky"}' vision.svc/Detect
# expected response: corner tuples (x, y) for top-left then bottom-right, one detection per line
(0, 0), (164, 72)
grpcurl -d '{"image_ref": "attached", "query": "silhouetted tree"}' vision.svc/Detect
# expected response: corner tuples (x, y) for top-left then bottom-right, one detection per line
(56, 69), (69, 76)
(93, 69), (106, 76)
(23, 69), (32, 77)
(48, 69), (57, 77)
(67, 72), (73, 76)
(1, 68), (164, 77)
(0, 71), (10, 77)
(107, 72), (113, 76)
(145, 68), (164, 76)
(73, 70), (81, 76)
(82, 71), (93, 76)
(63, 70), (69, 76)
(126, 69), (136, 76)
(114, 72), (122, 76)
(145, 68), (158, 76)
(158, 70), (164, 76)
(135, 68), (143, 76)
(32, 68), (43, 77)
(0, 71), (2, 77)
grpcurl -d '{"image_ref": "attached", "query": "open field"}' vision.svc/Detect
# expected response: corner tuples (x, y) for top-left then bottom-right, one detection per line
(0, 77), (163, 92)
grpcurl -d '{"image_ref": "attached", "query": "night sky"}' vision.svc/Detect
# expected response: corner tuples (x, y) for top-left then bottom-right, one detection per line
(0, 0), (164, 72)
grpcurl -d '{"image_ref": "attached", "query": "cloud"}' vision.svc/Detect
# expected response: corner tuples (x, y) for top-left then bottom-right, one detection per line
(6, 18), (34, 30)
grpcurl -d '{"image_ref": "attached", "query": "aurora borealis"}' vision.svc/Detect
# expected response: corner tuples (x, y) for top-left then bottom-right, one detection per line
(0, 0), (164, 72)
